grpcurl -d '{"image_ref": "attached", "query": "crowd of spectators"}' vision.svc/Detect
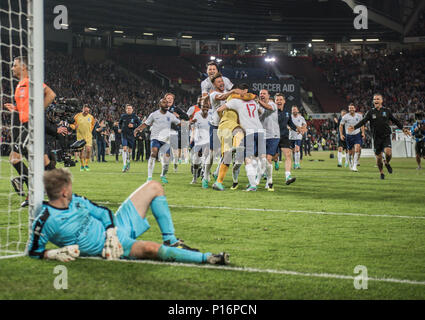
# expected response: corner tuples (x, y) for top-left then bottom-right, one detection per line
(312, 48), (425, 126)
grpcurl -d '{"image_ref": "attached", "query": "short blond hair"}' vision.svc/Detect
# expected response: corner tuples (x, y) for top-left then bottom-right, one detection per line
(43, 168), (72, 201)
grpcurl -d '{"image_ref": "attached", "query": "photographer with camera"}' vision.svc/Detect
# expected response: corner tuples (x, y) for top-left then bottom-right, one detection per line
(411, 112), (425, 170)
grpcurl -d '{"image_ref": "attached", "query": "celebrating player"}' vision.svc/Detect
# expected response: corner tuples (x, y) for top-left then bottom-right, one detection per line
(339, 104), (365, 172)
(348, 94), (411, 179)
(189, 102), (211, 184)
(258, 89), (280, 191)
(118, 104), (141, 172)
(203, 73), (241, 189)
(28, 168), (229, 265)
(201, 61), (233, 97)
(165, 93), (189, 172)
(289, 106), (307, 170)
(276, 94), (298, 185)
(213, 84), (248, 191)
(134, 99), (180, 184)
(217, 83), (265, 192)
(336, 110), (349, 168)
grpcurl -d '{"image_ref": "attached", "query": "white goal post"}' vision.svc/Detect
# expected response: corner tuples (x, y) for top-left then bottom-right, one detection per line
(0, 0), (44, 259)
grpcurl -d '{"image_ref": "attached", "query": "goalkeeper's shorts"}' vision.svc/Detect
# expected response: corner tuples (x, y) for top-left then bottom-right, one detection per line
(77, 133), (93, 147)
(115, 198), (151, 257)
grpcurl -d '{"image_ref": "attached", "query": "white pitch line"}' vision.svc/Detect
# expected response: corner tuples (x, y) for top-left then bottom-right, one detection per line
(97, 202), (425, 220)
(80, 257), (425, 287)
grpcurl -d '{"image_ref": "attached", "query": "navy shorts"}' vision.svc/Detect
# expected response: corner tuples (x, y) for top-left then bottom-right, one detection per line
(346, 133), (362, 150)
(290, 140), (302, 149)
(151, 139), (171, 156)
(266, 138), (280, 156)
(121, 135), (135, 149)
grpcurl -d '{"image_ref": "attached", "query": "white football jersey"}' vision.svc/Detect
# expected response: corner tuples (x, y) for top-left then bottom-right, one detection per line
(289, 115), (306, 140)
(260, 101), (280, 139)
(226, 98), (263, 133)
(341, 113), (363, 135)
(201, 76), (233, 95)
(192, 111), (211, 145)
(144, 110), (180, 143)
(209, 90), (228, 127)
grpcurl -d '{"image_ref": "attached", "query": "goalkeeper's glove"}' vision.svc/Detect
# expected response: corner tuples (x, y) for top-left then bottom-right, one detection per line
(102, 227), (123, 260)
(46, 245), (80, 262)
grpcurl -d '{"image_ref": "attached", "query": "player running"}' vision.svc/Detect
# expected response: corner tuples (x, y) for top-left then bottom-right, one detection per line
(258, 89), (280, 191)
(118, 104), (141, 172)
(276, 94), (298, 185)
(289, 106), (307, 170)
(28, 168), (229, 265)
(217, 83), (265, 192)
(189, 102), (211, 184)
(336, 110), (349, 168)
(134, 99), (180, 184)
(348, 93), (411, 180)
(339, 103), (365, 172)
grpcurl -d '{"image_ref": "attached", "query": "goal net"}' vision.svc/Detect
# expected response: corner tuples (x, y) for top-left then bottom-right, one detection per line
(0, 0), (44, 259)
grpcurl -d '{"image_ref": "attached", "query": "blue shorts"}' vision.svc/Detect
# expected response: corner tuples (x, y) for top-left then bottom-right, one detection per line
(121, 135), (135, 149)
(115, 199), (151, 258)
(209, 125), (220, 151)
(266, 138), (280, 156)
(243, 132), (266, 158)
(151, 139), (171, 156)
(290, 140), (302, 149)
(346, 133), (362, 150)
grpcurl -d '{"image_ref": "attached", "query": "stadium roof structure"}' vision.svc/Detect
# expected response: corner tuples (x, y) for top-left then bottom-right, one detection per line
(44, 0), (425, 42)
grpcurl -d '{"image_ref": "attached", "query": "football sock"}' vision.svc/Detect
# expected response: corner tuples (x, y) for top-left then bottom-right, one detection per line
(192, 164), (199, 180)
(158, 245), (209, 263)
(148, 157), (155, 178)
(161, 159), (169, 177)
(337, 151), (342, 164)
(217, 163), (229, 183)
(12, 161), (29, 187)
(150, 196), (178, 244)
(285, 171), (291, 180)
(122, 151), (127, 166)
(204, 152), (213, 180)
(245, 162), (257, 186)
(232, 163), (242, 183)
(266, 162), (273, 184)
(354, 152), (360, 168)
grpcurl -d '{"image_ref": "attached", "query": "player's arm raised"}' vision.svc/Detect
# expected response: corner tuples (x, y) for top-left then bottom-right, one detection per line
(214, 88), (242, 101)
(389, 111), (411, 136)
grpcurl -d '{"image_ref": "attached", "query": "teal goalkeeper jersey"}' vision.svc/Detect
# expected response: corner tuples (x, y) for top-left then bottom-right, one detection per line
(28, 194), (115, 259)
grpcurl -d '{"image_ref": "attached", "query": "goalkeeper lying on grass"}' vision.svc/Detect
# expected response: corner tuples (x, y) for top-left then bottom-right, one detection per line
(28, 168), (229, 265)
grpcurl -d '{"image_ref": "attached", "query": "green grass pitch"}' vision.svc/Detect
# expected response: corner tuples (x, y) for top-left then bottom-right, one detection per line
(0, 152), (424, 299)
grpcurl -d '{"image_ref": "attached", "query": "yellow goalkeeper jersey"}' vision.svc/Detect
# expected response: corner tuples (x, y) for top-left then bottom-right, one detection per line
(72, 112), (95, 145)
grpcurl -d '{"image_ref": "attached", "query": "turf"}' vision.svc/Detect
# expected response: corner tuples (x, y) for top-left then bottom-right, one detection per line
(1, 152), (425, 300)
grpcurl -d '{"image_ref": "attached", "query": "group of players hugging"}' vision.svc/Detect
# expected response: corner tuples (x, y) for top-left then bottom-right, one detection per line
(5, 57), (425, 264)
